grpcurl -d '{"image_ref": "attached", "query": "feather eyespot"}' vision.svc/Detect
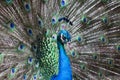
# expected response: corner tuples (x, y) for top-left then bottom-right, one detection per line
(60, 0), (68, 7)
(78, 36), (82, 42)
(23, 74), (27, 80)
(92, 54), (98, 60)
(71, 51), (75, 57)
(61, 0), (65, 6)
(81, 16), (88, 23)
(98, 72), (103, 77)
(32, 45), (37, 52)
(6, 0), (12, 4)
(117, 45), (120, 51)
(52, 18), (55, 23)
(52, 17), (58, 25)
(33, 74), (37, 80)
(24, 3), (31, 11)
(102, 17), (108, 23)
(100, 36), (107, 43)
(27, 28), (33, 36)
(38, 19), (43, 27)
(28, 57), (33, 64)
(11, 68), (16, 75)
(52, 34), (57, 41)
(10, 22), (15, 28)
(35, 62), (39, 68)
(8, 22), (15, 32)
(108, 60), (112, 64)
(80, 64), (86, 70)
(18, 44), (25, 51)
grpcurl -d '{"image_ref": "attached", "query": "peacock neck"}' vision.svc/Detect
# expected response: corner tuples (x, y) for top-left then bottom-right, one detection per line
(57, 41), (72, 80)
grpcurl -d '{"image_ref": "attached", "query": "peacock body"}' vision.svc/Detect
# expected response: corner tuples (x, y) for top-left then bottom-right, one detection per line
(0, 0), (120, 80)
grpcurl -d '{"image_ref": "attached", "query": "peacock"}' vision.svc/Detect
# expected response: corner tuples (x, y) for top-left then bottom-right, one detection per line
(0, 0), (120, 80)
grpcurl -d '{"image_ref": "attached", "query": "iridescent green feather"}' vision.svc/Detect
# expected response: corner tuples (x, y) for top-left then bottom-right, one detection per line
(34, 32), (58, 79)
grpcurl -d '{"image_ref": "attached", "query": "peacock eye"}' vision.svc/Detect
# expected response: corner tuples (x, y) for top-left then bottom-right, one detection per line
(6, 0), (10, 2)
(27, 28), (33, 36)
(118, 46), (120, 51)
(80, 64), (86, 70)
(102, 17), (108, 23)
(52, 36), (54, 39)
(51, 14), (59, 25)
(92, 54), (98, 60)
(61, 0), (65, 6)
(38, 73), (42, 79)
(81, 16), (88, 23)
(33, 45), (37, 49)
(6, 0), (12, 4)
(23, 74), (27, 80)
(0, 53), (4, 64)
(71, 51), (75, 57)
(18, 44), (25, 51)
(83, 17), (87, 23)
(24, 3), (31, 12)
(51, 17), (57, 25)
(11, 68), (16, 74)
(101, 38), (105, 42)
(117, 45), (120, 51)
(32, 45), (37, 52)
(8, 22), (15, 32)
(52, 18), (55, 23)
(100, 36), (107, 43)
(38, 19), (43, 27)
(98, 72), (103, 77)
(52, 34), (57, 41)
(28, 57), (33, 64)
(10, 22), (15, 28)
(39, 73), (42, 78)
(60, 0), (68, 7)
(33, 74), (37, 80)
(108, 60), (112, 64)
(77, 36), (82, 42)
(38, 20), (41, 25)
(78, 37), (81, 41)
(35, 62), (39, 68)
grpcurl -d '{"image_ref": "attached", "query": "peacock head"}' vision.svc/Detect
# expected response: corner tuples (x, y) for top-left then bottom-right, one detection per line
(57, 29), (71, 44)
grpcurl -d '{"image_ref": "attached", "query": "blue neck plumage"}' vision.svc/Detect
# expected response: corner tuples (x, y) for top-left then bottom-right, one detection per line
(56, 41), (72, 80)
